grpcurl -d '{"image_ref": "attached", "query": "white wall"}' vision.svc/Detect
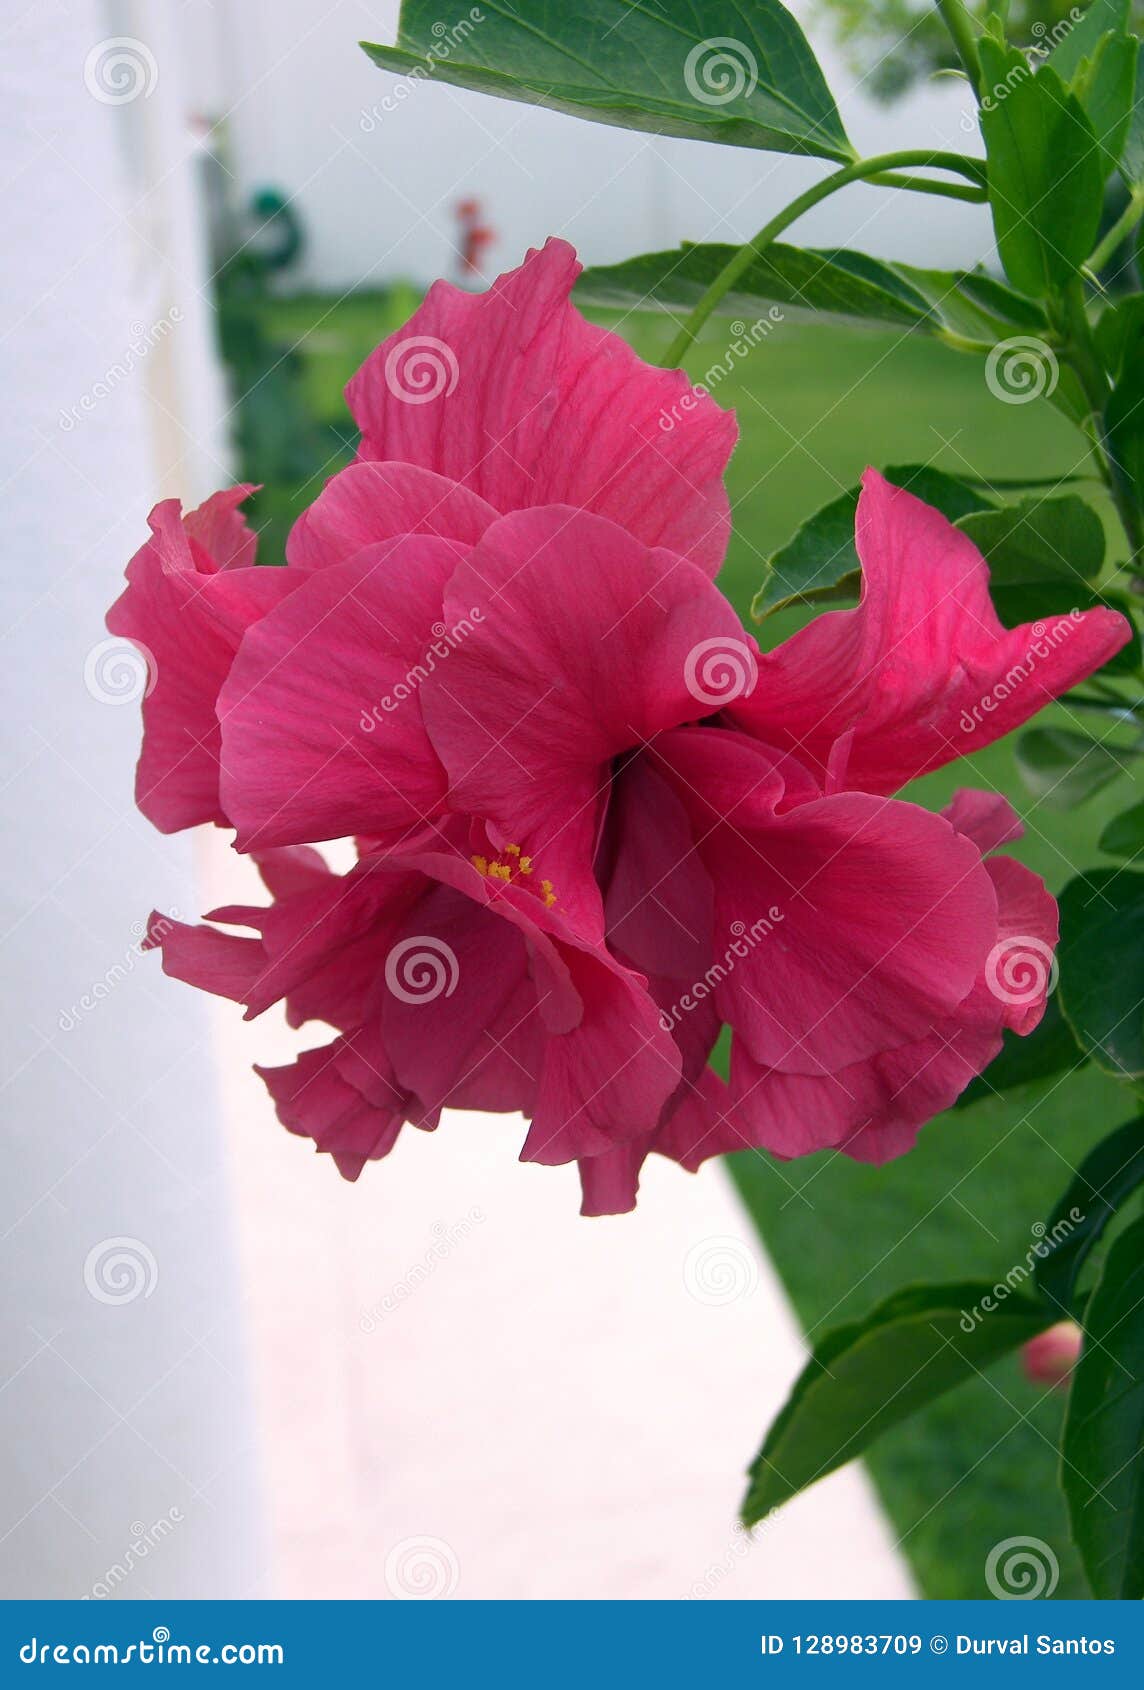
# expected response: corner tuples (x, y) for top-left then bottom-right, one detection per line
(0, 0), (264, 1598)
(183, 0), (990, 292)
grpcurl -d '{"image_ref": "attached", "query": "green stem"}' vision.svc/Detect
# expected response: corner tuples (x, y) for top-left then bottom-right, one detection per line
(865, 169), (987, 203)
(1088, 187), (1144, 275)
(935, 0), (982, 97)
(659, 150), (986, 368)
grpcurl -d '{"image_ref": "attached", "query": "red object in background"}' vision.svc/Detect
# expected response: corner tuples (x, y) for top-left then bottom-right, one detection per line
(1022, 1321), (1083, 1389)
(456, 197), (495, 277)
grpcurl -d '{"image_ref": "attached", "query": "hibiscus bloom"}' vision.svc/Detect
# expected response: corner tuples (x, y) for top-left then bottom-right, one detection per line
(118, 240), (1130, 1212)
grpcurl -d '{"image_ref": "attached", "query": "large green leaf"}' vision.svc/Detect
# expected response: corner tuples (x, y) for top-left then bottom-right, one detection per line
(1015, 727), (1131, 809)
(956, 994), (1087, 1111)
(1062, 1215), (1144, 1599)
(1058, 868), (1144, 1078)
(1035, 1116), (1144, 1316)
(576, 241), (1046, 341)
(741, 1283), (1053, 1525)
(751, 466), (990, 620)
(979, 41), (1104, 296)
(362, 1), (852, 161)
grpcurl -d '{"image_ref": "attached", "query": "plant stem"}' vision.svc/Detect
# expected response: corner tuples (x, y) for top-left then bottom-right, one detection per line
(935, 0), (982, 97)
(1088, 188), (1144, 275)
(659, 150), (986, 368)
(865, 170), (987, 203)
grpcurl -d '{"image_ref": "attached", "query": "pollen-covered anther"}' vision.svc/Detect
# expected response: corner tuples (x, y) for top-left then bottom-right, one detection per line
(471, 847), (556, 906)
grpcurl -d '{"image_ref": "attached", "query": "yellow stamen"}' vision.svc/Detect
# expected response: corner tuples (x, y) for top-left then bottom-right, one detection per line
(518, 856), (533, 875)
(504, 843), (521, 856)
(471, 854), (488, 876)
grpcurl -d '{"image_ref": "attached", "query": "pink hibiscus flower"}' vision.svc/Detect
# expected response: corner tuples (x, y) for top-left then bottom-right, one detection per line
(116, 240), (1130, 1212)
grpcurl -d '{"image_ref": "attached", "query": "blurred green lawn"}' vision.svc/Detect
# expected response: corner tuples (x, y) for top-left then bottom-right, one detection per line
(243, 289), (1138, 1599)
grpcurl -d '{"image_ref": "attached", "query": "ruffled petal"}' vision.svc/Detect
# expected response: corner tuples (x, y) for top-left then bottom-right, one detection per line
(732, 468), (1131, 795)
(218, 536), (465, 849)
(420, 505), (754, 929)
(655, 727), (999, 1074)
(346, 238), (737, 576)
(106, 494), (296, 832)
(286, 461), (497, 571)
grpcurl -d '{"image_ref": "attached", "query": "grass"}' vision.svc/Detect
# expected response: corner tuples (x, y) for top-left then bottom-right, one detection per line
(234, 287), (1139, 1599)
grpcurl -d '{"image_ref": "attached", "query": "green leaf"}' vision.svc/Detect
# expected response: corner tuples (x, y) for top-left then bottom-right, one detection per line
(362, 1), (852, 161)
(1062, 1215), (1144, 1598)
(742, 1283), (1053, 1525)
(1105, 343), (1144, 508)
(1059, 868), (1144, 1078)
(1073, 31), (1138, 173)
(1095, 295), (1144, 379)
(1047, 0), (1129, 86)
(1014, 727), (1130, 809)
(955, 494), (1131, 633)
(751, 466), (991, 620)
(978, 41), (1104, 296)
(576, 241), (1046, 340)
(1101, 797), (1144, 857)
(1035, 1117), (1144, 1315)
(958, 494), (1104, 585)
(956, 994), (1087, 1110)
(1119, 70), (1144, 187)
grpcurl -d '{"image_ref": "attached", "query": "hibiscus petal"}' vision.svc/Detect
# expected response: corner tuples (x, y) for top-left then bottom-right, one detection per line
(732, 468), (1131, 795)
(346, 238), (737, 576)
(184, 483), (260, 571)
(578, 1141), (651, 1216)
(286, 461), (498, 570)
(256, 1037), (405, 1181)
(106, 497), (296, 832)
(420, 505), (755, 929)
(656, 727), (999, 1074)
(218, 536), (466, 850)
(942, 787), (1024, 854)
